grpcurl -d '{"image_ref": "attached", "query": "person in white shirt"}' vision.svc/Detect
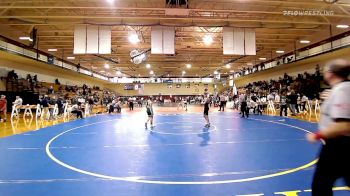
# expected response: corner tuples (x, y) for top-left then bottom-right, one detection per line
(13, 96), (23, 107)
(306, 59), (350, 195)
(275, 93), (280, 102)
(218, 94), (226, 112)
(267, 93), (274, 101)
(71, 103), (83, 119)
(301, 94), (309, 112)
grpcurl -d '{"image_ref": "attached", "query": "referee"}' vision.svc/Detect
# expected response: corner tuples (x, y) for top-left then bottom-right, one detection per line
(306, 59), (350, 195)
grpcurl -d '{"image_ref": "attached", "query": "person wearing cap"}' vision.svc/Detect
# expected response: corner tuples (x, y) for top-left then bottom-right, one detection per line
(0, 95), (7, 122)
(306, 59), (350, 195)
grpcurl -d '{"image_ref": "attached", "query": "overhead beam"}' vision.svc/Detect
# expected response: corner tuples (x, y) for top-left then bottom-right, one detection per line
(0, 6), (347, 18)
(0, 15), (332, 25)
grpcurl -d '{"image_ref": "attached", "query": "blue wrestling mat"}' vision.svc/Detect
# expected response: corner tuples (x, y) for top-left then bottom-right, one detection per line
(0, 112), (349, 196)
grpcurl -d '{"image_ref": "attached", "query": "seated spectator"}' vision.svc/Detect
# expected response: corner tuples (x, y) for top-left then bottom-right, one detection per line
(13, 96), (23, 107)
(48, 86), (54, 94)
(71, 103), (83, 119)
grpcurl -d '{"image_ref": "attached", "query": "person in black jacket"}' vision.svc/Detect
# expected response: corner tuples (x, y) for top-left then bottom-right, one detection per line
(289, 90), (298, 116)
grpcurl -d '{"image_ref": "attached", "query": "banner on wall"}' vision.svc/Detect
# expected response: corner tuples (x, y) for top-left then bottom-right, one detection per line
(138, 84), (144, 95)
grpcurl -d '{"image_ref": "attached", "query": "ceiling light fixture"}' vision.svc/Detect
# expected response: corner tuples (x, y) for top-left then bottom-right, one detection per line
(48, 49), (57, 52)
(214, 70), (218, 75)
(182, 71), (186, 75)
(146, 64), (151, 69)
(186, 64), (192, 69)
(67, 57), (75, 60)
(259, 57), (267, 61)
(19, 36), (32, 41)
(276, 50), (285, 54)
(300, 40), (310, 44)
(116, 71), (121, 75)
(104, 63), (110, 69)
(128, 33), (140, 44)
(336, 24), (349, 29)
(150, 70), (154, 75)
(225, 64), (231, 69)
(203, 35), (213, 45)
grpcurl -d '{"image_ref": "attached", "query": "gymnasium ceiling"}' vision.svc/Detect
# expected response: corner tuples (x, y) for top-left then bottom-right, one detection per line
(1, 0), (350, 78)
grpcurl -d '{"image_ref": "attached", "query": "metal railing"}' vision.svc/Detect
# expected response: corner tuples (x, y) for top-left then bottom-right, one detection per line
(234, 31), (350, 78)
(0, 37), (109, 81)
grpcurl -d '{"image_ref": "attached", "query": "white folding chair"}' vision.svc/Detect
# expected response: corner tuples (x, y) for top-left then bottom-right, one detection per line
(11, 105), (20, 118)
(84, 103), (90, 118)
(314, 99), (321, 114)
(36, 104), (42, 119)
(63, 103), (69, 117)
(23, 104), (33, 118)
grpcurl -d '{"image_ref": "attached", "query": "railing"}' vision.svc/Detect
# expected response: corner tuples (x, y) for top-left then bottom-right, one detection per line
(234, 30), (350, 78)
(0, 36), (109, 81)
(109, 77), (214, 83)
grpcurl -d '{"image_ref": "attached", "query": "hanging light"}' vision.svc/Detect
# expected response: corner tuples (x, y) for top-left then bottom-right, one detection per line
(203, 35), (213, 45)
(128, 33), (140, 44)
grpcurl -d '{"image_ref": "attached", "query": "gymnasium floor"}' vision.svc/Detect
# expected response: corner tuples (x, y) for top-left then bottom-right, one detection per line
(0, 108), (349, 196)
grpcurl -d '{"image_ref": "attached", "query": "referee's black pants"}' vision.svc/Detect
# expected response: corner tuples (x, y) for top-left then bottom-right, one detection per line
(240, 102), (249, 118)
(219, 101), (225, 111)
(312, 136), (350, 196)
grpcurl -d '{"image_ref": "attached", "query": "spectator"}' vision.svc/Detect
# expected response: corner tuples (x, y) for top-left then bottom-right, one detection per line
(48, 86), (54, 94)
(0, 95), (7, 122)
(13, 96), (23, 107)
(55, 79), (60, 85)
(301, 94), (309, 112)
(280, 93), (287, 117)
(71, 103), (83, 119)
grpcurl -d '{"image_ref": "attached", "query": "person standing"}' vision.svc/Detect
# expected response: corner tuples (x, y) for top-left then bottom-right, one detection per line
(0, 95), (7, 122)
(306, 59), (350, 195)
(145, 99), (154, 129)
(289, 90), (298, 115)
(239, 91), (249, 118)
(218, 93), (225, 111)
(280, 93), (288, 117)
(203, 97), (210, 128)
(128, 97), (134, 111)
(41, 95), (50, 120)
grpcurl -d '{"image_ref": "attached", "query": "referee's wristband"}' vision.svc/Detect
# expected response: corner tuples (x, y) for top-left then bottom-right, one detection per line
(315, 132), (325, 140)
